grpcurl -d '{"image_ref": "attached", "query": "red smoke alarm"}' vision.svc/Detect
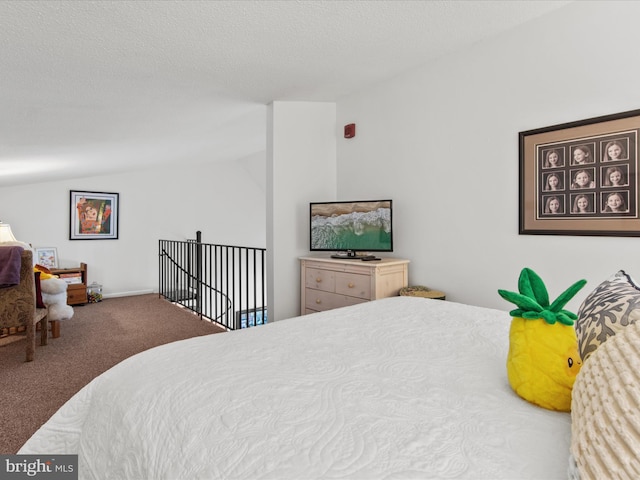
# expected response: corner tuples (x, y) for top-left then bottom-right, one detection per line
(344, 123), (356, 138)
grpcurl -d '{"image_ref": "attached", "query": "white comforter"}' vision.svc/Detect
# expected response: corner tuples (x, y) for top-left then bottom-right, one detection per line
(20, 296), (571, 479)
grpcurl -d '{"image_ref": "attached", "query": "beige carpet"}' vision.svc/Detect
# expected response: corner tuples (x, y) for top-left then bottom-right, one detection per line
(0, 294), (226, 454)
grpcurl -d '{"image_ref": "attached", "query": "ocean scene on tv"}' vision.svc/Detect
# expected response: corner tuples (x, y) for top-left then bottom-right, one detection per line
(311, 201), (392, 251)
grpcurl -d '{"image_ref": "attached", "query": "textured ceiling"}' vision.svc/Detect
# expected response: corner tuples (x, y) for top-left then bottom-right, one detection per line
(0, 0), (573, 187)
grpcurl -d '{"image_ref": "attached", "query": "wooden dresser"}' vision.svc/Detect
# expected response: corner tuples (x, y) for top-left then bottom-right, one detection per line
(300, 256), (409, 315)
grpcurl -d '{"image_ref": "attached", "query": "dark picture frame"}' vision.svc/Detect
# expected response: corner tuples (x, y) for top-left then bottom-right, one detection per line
(519, 109), (640, 236)
(70, 190), (119, 240)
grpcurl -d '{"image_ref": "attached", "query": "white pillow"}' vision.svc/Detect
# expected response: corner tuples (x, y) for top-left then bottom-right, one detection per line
(571, 321), (640, 479)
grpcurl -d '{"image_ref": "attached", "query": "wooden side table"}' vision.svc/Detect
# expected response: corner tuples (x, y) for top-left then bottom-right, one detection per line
(50, 263), (88, 305)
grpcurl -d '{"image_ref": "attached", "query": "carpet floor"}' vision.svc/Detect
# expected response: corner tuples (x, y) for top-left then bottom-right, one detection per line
(0, 294), (226, 454)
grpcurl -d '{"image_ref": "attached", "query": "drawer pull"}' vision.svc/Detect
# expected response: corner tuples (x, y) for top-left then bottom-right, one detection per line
(316, 277), (322, 283)
(315, 299), (322, 304)
(348, 282), (354, 288)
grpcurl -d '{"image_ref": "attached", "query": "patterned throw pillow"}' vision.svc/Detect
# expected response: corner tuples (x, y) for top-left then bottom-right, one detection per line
(575, 270), (640, 362)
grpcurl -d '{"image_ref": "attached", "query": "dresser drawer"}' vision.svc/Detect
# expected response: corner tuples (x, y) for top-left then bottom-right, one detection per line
(304, 288), (367, 312)
(66, 284), (87, 305)
(305, 268), (335, 293)
(335, 272), (371, 300)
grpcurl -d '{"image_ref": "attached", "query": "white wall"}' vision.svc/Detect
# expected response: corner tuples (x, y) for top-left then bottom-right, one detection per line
(0, 153), (266, 297)
(268, 101), (336, 321)
(336, 1), (640, 312)
(6, 1), (635, 318)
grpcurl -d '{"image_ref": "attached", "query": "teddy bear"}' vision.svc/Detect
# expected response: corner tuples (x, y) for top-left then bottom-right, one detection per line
(34, 264), (74, 322)
(41, 277), (74, 321)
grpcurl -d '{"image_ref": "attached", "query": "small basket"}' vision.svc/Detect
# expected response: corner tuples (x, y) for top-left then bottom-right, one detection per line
(399, 285), (446, 300)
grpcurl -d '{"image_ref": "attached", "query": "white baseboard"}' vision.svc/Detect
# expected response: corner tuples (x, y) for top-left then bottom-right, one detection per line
(103, 289), (155, 299)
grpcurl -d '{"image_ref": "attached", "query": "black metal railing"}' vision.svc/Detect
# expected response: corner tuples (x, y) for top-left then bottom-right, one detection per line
(158, 232), (267, 330)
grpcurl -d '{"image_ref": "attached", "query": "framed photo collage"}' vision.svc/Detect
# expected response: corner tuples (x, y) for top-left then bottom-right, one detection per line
(520, 109), (640, 236)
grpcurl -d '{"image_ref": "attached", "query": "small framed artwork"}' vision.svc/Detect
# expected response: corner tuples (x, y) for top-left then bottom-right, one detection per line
(70, 190), (119, 240)
(35, 247), (58, 269)
(519, 109), (640, 236)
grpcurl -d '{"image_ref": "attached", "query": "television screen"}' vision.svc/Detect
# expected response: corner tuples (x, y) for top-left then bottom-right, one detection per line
(310, 200), (393, 254)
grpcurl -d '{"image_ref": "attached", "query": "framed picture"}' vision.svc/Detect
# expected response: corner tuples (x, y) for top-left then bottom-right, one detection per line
(70, 190), (119, 240)
(235, 307), (268, 329)
(34, 247), (58, 269)
(520, 109), (640, 236)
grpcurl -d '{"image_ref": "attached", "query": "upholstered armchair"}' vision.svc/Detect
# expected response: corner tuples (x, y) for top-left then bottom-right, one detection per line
(0, 248), (48, 361)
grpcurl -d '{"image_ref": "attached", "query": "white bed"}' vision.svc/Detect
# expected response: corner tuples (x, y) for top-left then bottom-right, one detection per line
(20, 296), (571, 479)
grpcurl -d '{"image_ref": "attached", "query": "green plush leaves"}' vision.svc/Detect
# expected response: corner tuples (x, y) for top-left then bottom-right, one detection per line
(555, 312), (575, 326)
(560, 310), (578, 320)
(497, 289), (543, 312)
(518, 268), (550, 308)
(541, 310), (557, 324)
(498, 268), (586, 326)
(548, 279), (587, 312)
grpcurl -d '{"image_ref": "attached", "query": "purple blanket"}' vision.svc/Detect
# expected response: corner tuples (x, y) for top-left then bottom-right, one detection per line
(0, 246), (24, 288)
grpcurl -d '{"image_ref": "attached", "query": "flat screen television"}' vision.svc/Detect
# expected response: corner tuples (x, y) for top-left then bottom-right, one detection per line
(309, 199), (393, 259)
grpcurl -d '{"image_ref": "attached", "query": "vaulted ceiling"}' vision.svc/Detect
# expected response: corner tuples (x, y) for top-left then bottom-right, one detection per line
(0, 0), (572, 186)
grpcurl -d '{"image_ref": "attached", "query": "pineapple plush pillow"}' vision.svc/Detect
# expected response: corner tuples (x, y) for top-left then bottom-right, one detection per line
(575, 270), (640, 362)
(498, 268), (586, 412)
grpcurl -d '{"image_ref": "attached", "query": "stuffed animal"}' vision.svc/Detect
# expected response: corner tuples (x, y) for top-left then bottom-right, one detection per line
(34, 263), (55, 280)
(39, 274), (74, 322)
(0, 244), (74, 322)
(498, 268), (586, 412)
